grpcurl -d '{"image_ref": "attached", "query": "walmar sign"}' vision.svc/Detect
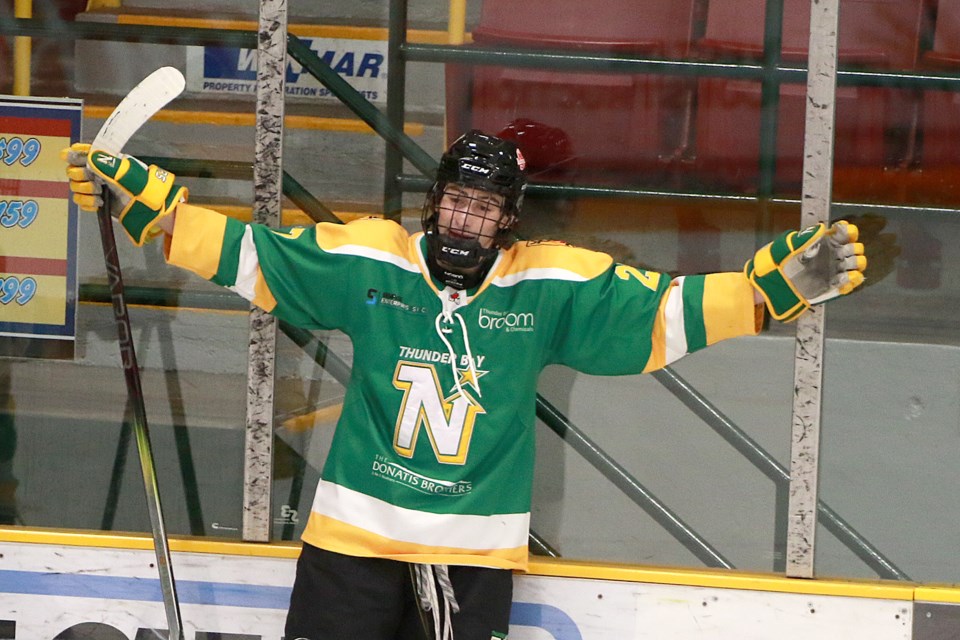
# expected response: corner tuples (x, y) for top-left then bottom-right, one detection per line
(185, 37), (387, 103)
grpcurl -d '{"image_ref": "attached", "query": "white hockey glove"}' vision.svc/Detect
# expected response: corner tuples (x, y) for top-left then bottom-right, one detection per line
(745, 220), (866, 322)
(61, 143), (188, 246)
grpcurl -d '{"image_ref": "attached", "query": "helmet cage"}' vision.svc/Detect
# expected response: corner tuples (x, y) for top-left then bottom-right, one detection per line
(421, 130), (527, 288)
(421, 183), (504, 289)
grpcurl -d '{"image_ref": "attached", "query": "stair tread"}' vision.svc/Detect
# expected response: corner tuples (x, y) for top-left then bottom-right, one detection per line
(74, 94), (442, 131)
(78, 6), (457, 37)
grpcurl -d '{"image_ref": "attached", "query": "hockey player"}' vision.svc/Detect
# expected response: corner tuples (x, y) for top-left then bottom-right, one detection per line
(63, 130), (865, 640)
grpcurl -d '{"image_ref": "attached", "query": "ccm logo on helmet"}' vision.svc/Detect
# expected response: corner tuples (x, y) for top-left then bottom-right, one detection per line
(478, 308), (535, 332)
(442, 246), (471, 256)
(460, 162), (492, 176)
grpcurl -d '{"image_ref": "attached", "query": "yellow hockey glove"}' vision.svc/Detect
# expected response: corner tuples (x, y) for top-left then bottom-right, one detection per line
(61, 143), (188, 246)
(745, 220), (867, 322)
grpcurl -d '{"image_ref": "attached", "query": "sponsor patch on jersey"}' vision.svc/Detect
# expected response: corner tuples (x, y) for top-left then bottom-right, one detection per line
(477, 308), (535, 332)
(371, 455), (474, 496)
(365, 288), (428, 314)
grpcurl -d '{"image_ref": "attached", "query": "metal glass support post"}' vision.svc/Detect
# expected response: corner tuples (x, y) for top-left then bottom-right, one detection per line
(785, 0), (840, 579)
(243, 0), (287, 543)
(384, 0), (410, 222)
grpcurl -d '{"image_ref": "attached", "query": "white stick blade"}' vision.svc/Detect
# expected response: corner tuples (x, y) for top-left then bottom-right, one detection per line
(92, 66), (186, 154)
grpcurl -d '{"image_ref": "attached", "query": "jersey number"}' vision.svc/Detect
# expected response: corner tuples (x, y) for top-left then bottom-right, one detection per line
(392, 362), (486, 465)
(615, 264), (661, 291)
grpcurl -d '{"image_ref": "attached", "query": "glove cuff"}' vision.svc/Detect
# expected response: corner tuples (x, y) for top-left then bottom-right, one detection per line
(118, 182), (188, 246)
(744, 257), (807, 321)
(89, 150), (189, 246)
(744, 223), (826, 322)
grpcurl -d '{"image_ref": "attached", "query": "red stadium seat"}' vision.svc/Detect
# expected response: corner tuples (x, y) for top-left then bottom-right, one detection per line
(918, 0), (960, 168)
(694, 0), (926, 193)
(471, 0), (696, 56)
(450, 0), (699, 181)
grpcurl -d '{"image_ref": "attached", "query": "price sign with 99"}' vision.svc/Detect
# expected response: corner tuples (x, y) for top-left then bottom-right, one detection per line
(0, 136), (42, 166)
(0, 276), (37, 306)
(0, 97), (83, 354)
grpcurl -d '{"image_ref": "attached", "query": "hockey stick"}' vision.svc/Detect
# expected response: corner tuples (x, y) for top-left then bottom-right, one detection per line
(91, 66), (186, 640)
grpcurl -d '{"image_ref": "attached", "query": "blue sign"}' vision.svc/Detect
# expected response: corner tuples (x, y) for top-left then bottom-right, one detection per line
(186, 37), (387, 103)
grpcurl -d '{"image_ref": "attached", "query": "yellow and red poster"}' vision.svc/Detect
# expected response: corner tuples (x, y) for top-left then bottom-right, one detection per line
(0, 96), (82, 359)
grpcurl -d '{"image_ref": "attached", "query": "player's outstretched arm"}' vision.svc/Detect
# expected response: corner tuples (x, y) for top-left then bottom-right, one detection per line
(745, 220), (867, 322)
(61, 143), (188, 246)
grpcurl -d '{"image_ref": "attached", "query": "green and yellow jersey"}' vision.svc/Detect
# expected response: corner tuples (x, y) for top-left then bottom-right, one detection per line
(166, 203), (762, 571)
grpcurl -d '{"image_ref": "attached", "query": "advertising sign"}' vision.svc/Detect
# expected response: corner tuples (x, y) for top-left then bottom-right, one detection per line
(0, 96), (82, 360)
(186, 36), (387, 104)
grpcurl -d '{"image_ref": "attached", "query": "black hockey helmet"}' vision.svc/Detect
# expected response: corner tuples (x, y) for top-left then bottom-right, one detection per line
(422, 130), (527, 289)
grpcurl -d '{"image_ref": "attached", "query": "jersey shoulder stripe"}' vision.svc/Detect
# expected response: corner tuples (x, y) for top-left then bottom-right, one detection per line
(315, 218), (420, 272)
(493, 240), (614, 286)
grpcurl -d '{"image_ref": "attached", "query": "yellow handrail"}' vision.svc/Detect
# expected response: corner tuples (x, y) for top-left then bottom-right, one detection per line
(447, 0), (467, 45)
(444, 0), (469, 143)
(13, 0), (32, 96)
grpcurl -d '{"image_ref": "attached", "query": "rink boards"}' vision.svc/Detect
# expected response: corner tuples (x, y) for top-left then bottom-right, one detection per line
(0, 528), (957, 640)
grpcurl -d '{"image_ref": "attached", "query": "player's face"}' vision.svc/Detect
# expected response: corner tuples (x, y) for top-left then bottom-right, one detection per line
(436, 185), (509, 249)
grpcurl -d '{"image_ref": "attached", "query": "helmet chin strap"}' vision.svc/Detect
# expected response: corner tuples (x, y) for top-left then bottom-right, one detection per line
(426, 233), (498, 289)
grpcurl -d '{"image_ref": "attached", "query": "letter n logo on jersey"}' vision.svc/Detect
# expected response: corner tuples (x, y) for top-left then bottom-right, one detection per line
(392, 362), (486, 465)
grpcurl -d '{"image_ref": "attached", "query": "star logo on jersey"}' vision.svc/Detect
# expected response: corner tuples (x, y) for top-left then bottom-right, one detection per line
(450, 366), (488, 397)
